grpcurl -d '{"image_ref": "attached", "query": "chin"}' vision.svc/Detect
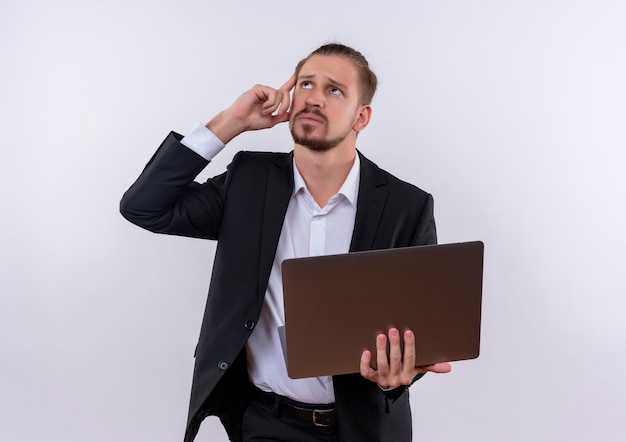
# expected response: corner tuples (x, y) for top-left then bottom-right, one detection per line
(290, 123), (347, 152)
(293, 134), (345, 152)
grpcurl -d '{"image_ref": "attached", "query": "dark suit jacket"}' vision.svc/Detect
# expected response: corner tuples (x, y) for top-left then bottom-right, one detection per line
(120, 132), (437, 442)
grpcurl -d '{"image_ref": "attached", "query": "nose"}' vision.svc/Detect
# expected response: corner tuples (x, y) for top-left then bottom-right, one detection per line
(304, 87), (324, 108)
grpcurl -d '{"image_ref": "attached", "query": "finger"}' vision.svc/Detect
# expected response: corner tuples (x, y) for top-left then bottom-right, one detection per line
(277, 92), (291, 116)
(387, 328), (402, 376)
(275, 110), (290, 123)
(250, 85), (276, 114)
(268, 89), (289, 117)
(430, 362), (452, 373)
(261, 88), (282, 115)
(401, 329), (417, 381)
(279, 72), (297, 92)
(375, 333), (389, 378)
(360, 349), (378, 381)
(260, 74), (295, 116)
(418, 362), (452, 374)
(276, 72), (296, 115)
(252, 84), (272, 103)
(267, 111), (290, 127)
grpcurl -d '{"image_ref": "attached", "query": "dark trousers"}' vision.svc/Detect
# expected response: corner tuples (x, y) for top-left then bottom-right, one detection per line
(241, 388), (340, 442)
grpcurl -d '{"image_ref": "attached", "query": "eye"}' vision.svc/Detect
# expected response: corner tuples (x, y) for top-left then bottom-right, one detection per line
(301, 81), (313, 89)
(330, 87), (343, 96)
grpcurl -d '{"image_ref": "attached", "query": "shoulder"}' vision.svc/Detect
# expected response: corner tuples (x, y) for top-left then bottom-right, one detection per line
(230, 150), (292, 169)
(220, 150), (293, 189)
(358, 151), (431, 199)
(236, 150), (291, 160)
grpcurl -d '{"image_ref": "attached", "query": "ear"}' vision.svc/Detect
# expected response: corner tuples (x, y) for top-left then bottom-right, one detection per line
(353, 105), (372, 133)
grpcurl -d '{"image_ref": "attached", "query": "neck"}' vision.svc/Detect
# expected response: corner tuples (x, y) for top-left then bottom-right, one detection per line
(293, 143), (357, 208)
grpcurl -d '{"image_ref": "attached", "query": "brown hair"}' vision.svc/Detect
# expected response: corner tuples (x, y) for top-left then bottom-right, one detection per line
(295, 43), (378, 105)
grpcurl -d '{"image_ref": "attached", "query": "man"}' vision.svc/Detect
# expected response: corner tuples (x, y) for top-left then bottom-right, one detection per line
(121, 43), (451, 442)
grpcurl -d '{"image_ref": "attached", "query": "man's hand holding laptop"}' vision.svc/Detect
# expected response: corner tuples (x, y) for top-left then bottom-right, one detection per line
(360, 327), (452, 388)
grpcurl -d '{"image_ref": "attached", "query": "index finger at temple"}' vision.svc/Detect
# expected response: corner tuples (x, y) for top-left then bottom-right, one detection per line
(276, 74), (296, 115)
(279, 72), (297, 92)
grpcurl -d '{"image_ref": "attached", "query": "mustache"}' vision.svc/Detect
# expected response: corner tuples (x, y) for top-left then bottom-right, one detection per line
(294, 107), (327, 124)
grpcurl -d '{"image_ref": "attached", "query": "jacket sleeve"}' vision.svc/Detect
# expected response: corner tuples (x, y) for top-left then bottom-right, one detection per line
(411, 193), (437, 246)
(120, 132), (237, 240)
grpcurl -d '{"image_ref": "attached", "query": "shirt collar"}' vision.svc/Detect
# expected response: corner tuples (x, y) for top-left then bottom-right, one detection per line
(292, 153), (361, 207)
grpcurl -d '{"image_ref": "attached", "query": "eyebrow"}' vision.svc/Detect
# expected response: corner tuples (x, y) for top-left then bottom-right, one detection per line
(298, 74), (348, 91)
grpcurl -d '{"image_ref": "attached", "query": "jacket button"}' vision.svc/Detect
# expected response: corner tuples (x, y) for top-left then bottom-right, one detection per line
(244, 320), (256, 330)
(217, 361), (229, 371)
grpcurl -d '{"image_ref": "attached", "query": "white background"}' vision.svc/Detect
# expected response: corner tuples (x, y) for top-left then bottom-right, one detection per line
(1, 1), (625, 441)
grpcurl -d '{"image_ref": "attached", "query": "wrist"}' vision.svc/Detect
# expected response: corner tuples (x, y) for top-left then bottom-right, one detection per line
(205, 110), (245, 145)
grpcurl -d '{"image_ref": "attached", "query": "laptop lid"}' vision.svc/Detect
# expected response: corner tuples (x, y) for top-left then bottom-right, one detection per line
(281, 241), (484, 379)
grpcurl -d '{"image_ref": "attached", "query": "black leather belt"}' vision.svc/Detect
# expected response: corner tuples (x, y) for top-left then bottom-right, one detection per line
(252, 387), (337, 428)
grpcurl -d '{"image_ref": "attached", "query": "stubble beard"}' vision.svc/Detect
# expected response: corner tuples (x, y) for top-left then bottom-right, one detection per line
(289, 107), (350, 152)
(290, 123), (347, 152)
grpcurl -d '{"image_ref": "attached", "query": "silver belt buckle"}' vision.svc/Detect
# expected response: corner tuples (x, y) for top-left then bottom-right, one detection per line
(312, 408), (335, 427)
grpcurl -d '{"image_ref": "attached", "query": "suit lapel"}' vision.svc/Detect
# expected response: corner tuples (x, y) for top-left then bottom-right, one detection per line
(258, 153), (294, 305)
(349, 152), (388, 253)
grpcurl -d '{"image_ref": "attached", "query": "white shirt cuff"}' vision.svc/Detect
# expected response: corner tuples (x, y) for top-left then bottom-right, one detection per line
(180, 122), (225, 161)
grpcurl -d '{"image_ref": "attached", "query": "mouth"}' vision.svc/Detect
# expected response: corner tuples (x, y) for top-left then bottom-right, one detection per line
(298, 115), (324, 124)
(295, 108), (327, 125)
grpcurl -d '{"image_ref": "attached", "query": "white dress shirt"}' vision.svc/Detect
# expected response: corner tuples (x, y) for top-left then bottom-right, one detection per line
(181, 123), (359, 404)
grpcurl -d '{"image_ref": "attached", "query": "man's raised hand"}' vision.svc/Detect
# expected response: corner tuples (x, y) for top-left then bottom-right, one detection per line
(207, 73), (297, 144)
